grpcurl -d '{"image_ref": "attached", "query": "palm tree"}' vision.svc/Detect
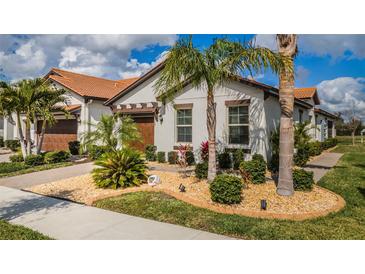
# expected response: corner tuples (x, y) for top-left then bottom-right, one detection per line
(276, 34), (298, 196)
(81, 114), (141, 152)
(154, 36), (291, 181)
(35, 85), (69, 154)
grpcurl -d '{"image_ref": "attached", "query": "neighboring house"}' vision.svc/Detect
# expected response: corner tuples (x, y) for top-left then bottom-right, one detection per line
(105, 62), (337, 160)
(2, 68), (138, 151)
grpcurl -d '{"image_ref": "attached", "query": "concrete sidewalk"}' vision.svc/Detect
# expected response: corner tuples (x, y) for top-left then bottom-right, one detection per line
(0, 162), (94, 189)
(304, 152), (343, 182)
(0, 186), (231, 240)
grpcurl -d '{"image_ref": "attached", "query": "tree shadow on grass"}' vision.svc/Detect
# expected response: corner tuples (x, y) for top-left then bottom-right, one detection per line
(357, 187), (365, 199)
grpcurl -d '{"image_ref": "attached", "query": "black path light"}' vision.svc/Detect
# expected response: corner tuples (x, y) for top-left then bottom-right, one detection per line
(260, 199), (267, 210)
(179, 184), (186, 192)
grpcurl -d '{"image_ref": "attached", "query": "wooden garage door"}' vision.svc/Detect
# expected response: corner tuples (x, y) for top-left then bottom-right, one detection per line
(129, 116), (154, 151)
(37, 119), (77, 151)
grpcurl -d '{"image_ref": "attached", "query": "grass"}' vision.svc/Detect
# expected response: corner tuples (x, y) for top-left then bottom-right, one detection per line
(0, 162), (73, 178)
(94, 138), (365, 239)
(0, 219), (51, 240)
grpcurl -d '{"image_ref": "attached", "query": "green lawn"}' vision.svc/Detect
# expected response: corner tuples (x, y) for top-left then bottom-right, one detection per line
(0, 162), (73, 178)
(94, 139), (365, 239)
(0, 220), (51, 240)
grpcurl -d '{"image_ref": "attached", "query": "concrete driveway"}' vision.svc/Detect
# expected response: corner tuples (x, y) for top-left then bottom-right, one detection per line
(0, 186), (231, 240)
(0, 162), (94, 189)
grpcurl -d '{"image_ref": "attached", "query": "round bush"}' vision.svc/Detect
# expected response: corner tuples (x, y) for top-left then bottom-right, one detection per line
(9, 153), (24, 163)
(195, 161), (208, 179)
(218, 151), (231, 169)
(145, 145), (157, 161)
(239, 157), (266, 184)
(157, 151), (166, 163)
(210, 174), (243, 204)
(44, 150), (71, 164)
(293, 168), (314, 191)
(186, 150), (195, 165)
(308, 141), (322, 156)
(24, 154), (44, 166)
(168, 151), (178, 164)
(68, 141), (80, 155)
(294, 144), (310, 167)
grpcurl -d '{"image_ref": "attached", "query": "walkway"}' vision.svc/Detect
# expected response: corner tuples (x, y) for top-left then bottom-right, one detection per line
(0, 162), (94, 189)
(304, 152), (343, 182)
(0, 153), (11, 163)
(0, 186), (231, 240)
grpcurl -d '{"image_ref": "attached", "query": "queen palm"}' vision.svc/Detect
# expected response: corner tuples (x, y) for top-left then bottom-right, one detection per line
(154, 37), (292, 181)
(276, 34), (298, 196)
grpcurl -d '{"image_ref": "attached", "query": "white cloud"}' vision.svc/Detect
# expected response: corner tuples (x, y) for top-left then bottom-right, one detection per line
(0, 34), (178, 80)
(255, 34), (365, 60)
(317, 77), (365, 121)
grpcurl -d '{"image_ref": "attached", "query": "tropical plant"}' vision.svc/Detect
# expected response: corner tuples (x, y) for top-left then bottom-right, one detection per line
(4, 140), (20, 152)
(293, 168), (314, 191)
(239, 157), (266, 184)
(68, 141), (80, 155)
(195, 161), (208, 179)
(24, 154), (44, 166)
(233, 148), (245, 170)
(92, 148), (148, 189)
(81, 114), (141, 152)
(154, 36), (291, 181)
(199, 141), (209, 162)
(9, 153), (24, 163)
(168, 151), (178, 164)
(276, 34), (297, 196)
(145, 144), (157, 161)
(210, 174), (243, 204)
(218, 150), (231, 169)
(157, 151), (166, 163)
(294, 121), (311, 147)
(88, 145), (110, 160)
(44, 150), (70, 164)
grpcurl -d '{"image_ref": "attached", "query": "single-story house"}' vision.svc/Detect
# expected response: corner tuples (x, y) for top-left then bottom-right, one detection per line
(1, 64), (337, 160)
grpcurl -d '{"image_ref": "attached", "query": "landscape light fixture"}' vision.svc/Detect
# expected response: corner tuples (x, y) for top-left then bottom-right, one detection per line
(178, 184), (186, 192)
(260, 199), (267, 210)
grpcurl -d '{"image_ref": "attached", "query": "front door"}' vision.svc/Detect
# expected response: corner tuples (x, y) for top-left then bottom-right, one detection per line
(129, 116), (154, 151)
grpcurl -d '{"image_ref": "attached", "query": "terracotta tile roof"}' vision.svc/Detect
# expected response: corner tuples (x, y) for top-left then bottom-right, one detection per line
(294, 87), (320, 105)
(46, 68), (139, 100)
(64, 104), (81, 112)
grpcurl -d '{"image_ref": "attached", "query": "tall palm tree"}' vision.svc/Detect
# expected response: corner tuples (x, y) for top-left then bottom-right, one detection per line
(276, 34), (298, 196)
(81, 114), (141, 152)
(35, 85), (69, 154)
(154, 36), (291, 181)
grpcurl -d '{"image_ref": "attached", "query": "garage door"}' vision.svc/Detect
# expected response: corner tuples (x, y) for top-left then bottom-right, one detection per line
(37, 119), (78, 151)
(129, 116), (154, 151)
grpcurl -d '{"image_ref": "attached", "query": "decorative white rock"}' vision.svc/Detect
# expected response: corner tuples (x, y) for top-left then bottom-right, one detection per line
(148, 175), (161, 186)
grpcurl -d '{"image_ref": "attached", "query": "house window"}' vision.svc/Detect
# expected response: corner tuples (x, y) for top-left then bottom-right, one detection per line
(176, 108), (192, 143)
(228, 105), (249, 145)
(299, 109), (303, 123)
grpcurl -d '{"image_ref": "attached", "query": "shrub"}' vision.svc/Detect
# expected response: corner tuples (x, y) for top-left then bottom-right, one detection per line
(5, 140), (20, 152)
(294, 144), (310, 167)
(200, 141), (209, 162)
(322, 138), (338, 150)
(92, 148), (148, 189)
(239, 158), (266, 184)
(210, 174), (243, 204)
(9, 153), (24, 163)
(308, 141), (322, 156)
(186, 150), (195, 165)
(293, 168), (314, 191)
(24, 154), (44, 166)
(218, 151), (231, 169)
(157, 151), (166, 163)
(88, 145), (109, 160)
(44, 150), (71, 164)
(252, 154), (266, 167)
(68, 141), (80, 155)
(233, 149), (245, 170)
(0, 162), (27, 174)
(0, 136), (4, 148)
(145, 145), (157, 161)
(195, 161), (208, 179)
(168, 151), (178, 164)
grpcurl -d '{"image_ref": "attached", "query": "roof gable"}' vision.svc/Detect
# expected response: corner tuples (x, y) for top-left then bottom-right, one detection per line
(294, 87), (321, 105)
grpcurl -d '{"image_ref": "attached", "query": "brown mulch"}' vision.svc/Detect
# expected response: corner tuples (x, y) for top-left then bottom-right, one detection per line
(27, 171), (345, 221)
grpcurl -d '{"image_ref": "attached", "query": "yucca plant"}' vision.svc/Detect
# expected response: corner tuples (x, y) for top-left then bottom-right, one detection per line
(92, 148), (148, 189)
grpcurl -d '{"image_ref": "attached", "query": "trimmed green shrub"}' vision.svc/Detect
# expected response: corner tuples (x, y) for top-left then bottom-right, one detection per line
(157, 151), (166, 163)
(218, 151), (231, 169)
(92, 148), (148, 189)
(24, 154), (44, 166)
(308, 141), (322, 156)
(322, 138), (338, 150)
(195, 161), (208, 179)
(0, 136), (4, 148)
(210, 174), (243, 204)
(9, 153), (24, 163)
(5, 140), (20, 152)
(239, 158), (266, 184)
(145, 145), (157, 161)
(293, 168), (314, 191)
(88, 145), (109, 160)
(44, 150), (70, 164)
(168, 151), (178, 164)
(68, 141), (80, 155)
(0, 162), (27, 174)
(186, 150), (195, 166)
(252, 154), (266, 167)
(294, 144), (310, 167)
(233, 149), (245, 170)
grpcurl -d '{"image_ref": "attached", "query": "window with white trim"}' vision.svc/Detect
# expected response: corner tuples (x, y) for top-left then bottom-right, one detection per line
(228, 105), (249, 145)
(176, 108), (192, 143)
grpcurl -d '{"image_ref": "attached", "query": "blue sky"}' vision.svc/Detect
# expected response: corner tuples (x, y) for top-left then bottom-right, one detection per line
(0, 34), (364, 120)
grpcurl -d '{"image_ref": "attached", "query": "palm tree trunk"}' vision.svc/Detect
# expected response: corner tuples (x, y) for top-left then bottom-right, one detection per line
(352, 131), (355, 146)
(207, 89), (217, 182)
(276, 34), (297, 196)
(25, 117), (32, 156)
(16, 112), (27, 159)
(37, 119), (47, 154)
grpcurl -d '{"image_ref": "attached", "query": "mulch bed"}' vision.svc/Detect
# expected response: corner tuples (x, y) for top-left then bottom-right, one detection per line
(26, 170), (345, 221)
